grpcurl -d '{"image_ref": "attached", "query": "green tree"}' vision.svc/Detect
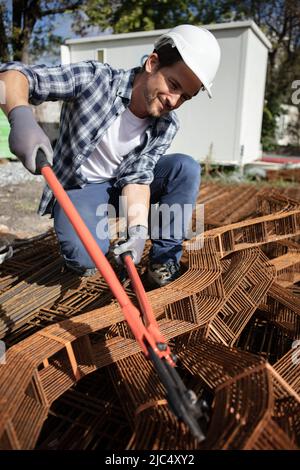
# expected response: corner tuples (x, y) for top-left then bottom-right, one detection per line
(0, 0), (83, 63)
(72, 0), (232, 35)
(227, 1), (300, 150)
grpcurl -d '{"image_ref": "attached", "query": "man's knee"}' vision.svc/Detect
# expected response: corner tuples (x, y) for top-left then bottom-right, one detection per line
(167, 153), (201, 186)
(59, 235), (110, 271)
(175, 153), (200, 177)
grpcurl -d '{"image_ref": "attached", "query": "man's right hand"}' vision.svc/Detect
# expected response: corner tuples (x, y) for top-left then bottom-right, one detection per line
(8, 105), (53, 174)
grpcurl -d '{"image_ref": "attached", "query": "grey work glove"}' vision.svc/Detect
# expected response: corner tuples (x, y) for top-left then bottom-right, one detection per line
(112, 225), (148, 265)
(8, 105), (53, 174)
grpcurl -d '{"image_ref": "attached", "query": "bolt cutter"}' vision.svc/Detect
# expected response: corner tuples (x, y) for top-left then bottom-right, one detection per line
(36, 149), (209, 442)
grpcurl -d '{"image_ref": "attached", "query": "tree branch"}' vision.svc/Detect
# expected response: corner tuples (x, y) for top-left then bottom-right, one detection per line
(40, 1), (83, 17)
(0, 3), (9, 61)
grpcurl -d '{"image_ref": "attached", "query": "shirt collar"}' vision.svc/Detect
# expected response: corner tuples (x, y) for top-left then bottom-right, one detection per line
(116, 66), (141, 102)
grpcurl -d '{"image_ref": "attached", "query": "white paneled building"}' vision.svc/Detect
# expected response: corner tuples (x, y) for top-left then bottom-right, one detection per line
(61, 21), (271, 166)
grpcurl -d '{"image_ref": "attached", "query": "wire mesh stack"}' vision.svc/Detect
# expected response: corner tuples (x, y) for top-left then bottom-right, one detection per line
(0, 183), (300, 450)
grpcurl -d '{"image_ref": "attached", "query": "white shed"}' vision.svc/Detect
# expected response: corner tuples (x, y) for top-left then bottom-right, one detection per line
(61, 21), (271, 166)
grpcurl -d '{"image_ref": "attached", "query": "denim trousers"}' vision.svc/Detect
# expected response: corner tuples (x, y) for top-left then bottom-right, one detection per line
(53, 153), (201, 270)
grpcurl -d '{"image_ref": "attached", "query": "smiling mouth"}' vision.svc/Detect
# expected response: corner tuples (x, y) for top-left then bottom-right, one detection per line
(158, 100), (164, 110)
(157, 97), (168, 112)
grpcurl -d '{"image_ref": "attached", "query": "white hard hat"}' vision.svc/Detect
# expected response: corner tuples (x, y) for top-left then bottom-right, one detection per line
(154, 24), (221, 98)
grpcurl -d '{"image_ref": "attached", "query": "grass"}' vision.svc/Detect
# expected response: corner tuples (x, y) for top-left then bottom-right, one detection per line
(201, 172), (300, 189)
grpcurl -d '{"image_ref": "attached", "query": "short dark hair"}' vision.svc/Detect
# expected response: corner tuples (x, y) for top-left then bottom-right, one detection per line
(143, 43), (183, 70)
(154, 43), (183, 68)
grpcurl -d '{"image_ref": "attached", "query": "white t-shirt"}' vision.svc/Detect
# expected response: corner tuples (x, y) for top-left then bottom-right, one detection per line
(80, 107), (150, 182)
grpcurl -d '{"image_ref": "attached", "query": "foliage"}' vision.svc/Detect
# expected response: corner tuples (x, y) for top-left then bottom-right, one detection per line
(0, 0), (83, 63)
(72, 0), (242, 35)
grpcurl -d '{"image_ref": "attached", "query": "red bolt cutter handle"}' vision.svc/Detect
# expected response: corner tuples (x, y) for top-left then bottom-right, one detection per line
(122, 253), (177, 363)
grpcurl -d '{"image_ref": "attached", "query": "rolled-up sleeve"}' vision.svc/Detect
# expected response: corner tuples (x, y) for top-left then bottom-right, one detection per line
(115, 154), (158, 188)
(0, 61), (99, 105)
(115, 142), (174, 188)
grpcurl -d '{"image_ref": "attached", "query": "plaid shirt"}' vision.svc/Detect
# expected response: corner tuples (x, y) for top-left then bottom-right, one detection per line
(0, 61), (179, 215)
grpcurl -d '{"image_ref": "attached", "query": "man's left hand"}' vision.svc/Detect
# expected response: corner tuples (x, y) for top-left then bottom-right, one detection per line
(112, 225), (148, 265)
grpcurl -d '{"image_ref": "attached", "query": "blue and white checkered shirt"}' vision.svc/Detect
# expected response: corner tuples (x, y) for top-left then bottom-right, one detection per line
(0, 61), (179, 215)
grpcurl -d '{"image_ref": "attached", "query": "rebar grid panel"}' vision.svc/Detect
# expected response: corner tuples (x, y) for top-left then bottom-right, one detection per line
(196, 184), (300, 231)
(270, 253), (300, 287)
(261, 239), (300, 260)
(36, 369), (132, 450)
(0, 231), (59, 294)
(237, 312), (294, 364)
(98, 332), (295, 450)
(198, 185), (260, 228)
(266, 169), (300, 183)
(0, 259), (92, 340)
(203, 249), (275, 346)
(282, 186), (300, 201)
(273, 347), (300, 399)
(262, 283), (300, 337)
(273, 397), (300, 448)
(109, 354), (201, 450)
(0, 319), (197, 448)
(0, 255), (296, 448)
(3, 274), (135, 348)
(176, 339), (297, 449)
(256, 189), (300, 216)
(195, 209), (300, 257)
(1, 196), (300, 344)
(161, 238), (224, 335)
(263, 239), (300, 288)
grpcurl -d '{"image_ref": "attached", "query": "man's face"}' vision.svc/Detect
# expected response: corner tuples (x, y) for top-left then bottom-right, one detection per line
(141, 54), (202, 118)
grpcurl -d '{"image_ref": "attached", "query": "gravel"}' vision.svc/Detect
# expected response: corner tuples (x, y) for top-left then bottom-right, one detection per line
(0, 160), (44, 187)
(0, 159), (53, 239)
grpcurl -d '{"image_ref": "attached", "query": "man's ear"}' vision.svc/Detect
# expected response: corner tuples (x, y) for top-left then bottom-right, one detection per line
(145, 53), (160, 73)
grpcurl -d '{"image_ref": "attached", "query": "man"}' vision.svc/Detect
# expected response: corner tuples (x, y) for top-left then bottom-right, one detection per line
(0, 24), (220, 286)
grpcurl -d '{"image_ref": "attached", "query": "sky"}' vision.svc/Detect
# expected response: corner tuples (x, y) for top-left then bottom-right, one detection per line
(3, 2), (105, 65)
(38, 13), (81, 65)
(42, 13), (105, 65)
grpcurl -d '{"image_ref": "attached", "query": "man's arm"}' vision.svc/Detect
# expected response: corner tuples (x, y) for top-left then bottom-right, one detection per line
(0, 70), (29, 115)
(121, 183), (150, 228)
(0, 61), (105, 105)
(112, 184), (150, 265)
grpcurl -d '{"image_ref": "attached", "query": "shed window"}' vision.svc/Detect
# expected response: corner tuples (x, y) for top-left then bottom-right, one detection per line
(97, 49), (105, 63)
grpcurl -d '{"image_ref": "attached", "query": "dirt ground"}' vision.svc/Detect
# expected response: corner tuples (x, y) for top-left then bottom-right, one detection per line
(0, 179), (53, 243)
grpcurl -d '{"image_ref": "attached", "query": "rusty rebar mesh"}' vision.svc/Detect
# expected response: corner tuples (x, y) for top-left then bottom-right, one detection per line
(0, 182), (300, 450)
(237, 311), (294, 363)
(35, 369), (132, 450)
(266, 168), (300, 183)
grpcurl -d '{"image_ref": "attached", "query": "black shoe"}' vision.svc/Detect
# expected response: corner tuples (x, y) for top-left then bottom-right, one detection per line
(147, 260), (181, 287)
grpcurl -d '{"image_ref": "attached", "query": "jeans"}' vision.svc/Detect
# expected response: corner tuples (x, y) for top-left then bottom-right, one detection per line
(53, 153), (201, 271)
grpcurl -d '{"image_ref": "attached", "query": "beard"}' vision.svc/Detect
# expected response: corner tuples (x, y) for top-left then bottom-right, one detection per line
(143, 89), (166, 118)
